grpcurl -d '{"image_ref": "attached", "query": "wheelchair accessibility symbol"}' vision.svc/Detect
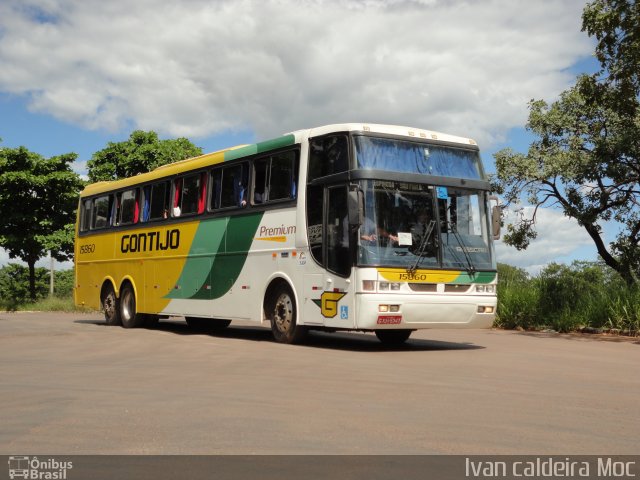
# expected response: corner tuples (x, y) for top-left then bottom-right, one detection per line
(340, 306), (348, 320)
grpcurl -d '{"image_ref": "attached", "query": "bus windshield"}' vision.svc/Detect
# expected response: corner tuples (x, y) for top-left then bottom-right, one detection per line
(357, 180), (495, 271)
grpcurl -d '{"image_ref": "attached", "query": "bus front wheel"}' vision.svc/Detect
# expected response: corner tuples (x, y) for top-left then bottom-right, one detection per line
(102, 284), (122, 326)
(268, 284), (307, 344)
(119, 284), (145, 328)
(375, 329), (412, 346)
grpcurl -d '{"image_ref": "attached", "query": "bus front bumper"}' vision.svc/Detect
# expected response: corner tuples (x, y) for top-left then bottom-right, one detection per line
(355, 293), (496, 330)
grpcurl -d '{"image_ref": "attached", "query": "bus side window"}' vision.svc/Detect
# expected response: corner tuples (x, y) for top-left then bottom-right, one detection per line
(254, 150), (298, 204)
(173, 178), (182, 217)
(149, 181), (170, 220)
(198, 172), (207, 214)
(308, 135), (349, 181)
(80, 199), (92, 232)
(111, 193), (121, 226)
(180, 173), (201, 216)
(253, 159), (268, 204)
(119, 188), (139, 225)
(141, 186), (151, 222)
(269, 151), (297, 201)
(220, 163), (247, 209)
(209, 169), (222, 210)
(91, 195), (111, 230)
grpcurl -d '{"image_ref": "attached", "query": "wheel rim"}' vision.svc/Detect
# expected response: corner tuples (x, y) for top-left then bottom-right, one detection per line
(121, 289), (134, 322)
(273, 292), (293, 333)
(104, 292), (116, 318)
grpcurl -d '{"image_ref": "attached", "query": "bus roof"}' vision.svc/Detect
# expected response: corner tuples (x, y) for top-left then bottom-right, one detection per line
(299, 123), (477, 147)
(80, 123), (477, 197)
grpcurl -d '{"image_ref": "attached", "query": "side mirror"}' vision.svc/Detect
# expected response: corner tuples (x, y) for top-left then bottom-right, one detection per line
(489, 195), (501, 240)
(348, 188), (364, 228)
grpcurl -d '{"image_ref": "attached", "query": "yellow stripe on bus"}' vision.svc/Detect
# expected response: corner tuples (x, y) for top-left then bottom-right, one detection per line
(255, 236), (287, 243)
(377, 268), (462, 283)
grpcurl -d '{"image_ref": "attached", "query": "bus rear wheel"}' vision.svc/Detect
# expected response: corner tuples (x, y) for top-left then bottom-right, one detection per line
(119, 284), (145, 328)
(102, 284), (122, 326)
(268, 284), (307, 344)
(375, 329), (412, 346)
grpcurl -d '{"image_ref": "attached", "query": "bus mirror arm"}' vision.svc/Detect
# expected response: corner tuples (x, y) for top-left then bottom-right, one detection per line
(348, 188), (364, 228)
(489, 195), (501, 240)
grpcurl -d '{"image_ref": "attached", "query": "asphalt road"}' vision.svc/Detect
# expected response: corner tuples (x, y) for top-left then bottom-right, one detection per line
(0, 312), (638, 455)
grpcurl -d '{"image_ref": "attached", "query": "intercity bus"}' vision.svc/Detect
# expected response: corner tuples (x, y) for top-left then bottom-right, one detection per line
(74, 123), (500, 345)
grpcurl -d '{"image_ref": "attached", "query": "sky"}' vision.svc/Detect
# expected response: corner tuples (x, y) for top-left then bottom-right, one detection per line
(0, 0), (608, 273)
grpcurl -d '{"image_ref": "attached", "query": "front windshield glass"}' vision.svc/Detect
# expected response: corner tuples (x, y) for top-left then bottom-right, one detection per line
(357, 180), (495, 270)
(438, 187), (494, 270)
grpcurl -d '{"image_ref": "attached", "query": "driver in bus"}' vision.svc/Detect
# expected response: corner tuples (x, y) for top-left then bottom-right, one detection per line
(360, 217), (399, 245)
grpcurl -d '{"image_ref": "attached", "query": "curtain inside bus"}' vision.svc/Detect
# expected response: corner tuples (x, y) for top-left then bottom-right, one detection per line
(354, 136), (482, 179)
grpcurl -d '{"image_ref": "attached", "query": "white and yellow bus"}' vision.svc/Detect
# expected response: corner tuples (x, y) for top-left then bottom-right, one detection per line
(75, 123), (500, 345)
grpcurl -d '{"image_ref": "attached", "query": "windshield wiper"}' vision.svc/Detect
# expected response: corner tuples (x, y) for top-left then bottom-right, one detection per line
(407, 220), (436, 274)
(449, 227), (476, 275)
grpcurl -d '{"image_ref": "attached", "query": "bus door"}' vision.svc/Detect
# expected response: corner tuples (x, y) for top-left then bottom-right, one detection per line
(303, 185), (355, 328)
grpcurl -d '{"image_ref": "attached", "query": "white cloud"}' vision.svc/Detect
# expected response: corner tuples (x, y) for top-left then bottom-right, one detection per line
(495, 206), (594, 273)
(0, 0), (592, 146)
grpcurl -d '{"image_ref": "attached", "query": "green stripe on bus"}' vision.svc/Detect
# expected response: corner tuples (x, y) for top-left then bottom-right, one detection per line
(256, 134), (296, 153)
(223, 134), (296, 162)
(452, 271), (496, 284)
(165, 218), (228, 299)
(191, 212), (264, 300)
(224, 145), (258, 161)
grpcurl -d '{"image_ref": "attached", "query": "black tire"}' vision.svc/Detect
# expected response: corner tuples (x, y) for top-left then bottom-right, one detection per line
(186, 317), (231, 331)
(375, 329), (412, 346)
(268, 284), (307, 344)
(119, 284), (145, 328)
(102, 284), (122, 326)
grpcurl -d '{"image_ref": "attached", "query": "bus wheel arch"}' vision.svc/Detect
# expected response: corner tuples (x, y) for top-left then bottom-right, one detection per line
(100, 280), (121, 326)
(118, 279), (145, 328)
(264, 278), (307, 344)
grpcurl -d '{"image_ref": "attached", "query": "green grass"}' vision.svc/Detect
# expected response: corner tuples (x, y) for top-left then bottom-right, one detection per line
(2, 295), (95, 313)
(496, 262), (640, 334)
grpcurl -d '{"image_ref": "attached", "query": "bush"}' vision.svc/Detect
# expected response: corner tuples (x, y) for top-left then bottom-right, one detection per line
(496, 260), (640, 334)
(0, 264), (75, 310)
(53, 269), (75, 297)
(0, 264), (49, 310)
(495, 263), (540, 330)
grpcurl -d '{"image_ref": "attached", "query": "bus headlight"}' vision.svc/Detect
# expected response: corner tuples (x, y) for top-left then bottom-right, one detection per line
(363, 280), (376, 291)
(379, 304), (400, 313)
(477, 305), (495, 314)
(362, 281), (402, 292)
(476, 285), (496, 293)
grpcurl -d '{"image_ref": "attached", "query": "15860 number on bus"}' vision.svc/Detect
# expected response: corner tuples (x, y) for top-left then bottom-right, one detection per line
(398, 272), (427, 281)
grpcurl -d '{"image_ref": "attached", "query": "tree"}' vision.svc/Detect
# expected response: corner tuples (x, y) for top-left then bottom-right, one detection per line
(0, 146), (84, 300)
(87, 130), (202, 182)
(493, 0), (640, 286)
